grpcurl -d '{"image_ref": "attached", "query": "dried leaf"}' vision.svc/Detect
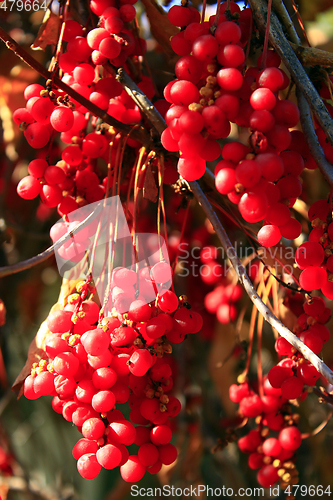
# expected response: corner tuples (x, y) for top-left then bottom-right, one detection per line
(140, 0), (178, 58)
(31, 10), (60, 51)
(12, 278), (79, 395)
(143, 163), (158, 202)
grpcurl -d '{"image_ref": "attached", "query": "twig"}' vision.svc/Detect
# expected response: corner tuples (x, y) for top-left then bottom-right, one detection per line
(248, 0), (333, 148)
(261, 0), (272, 69)
(211, 0), (222, 31)
(0, 27), (152, 147)
(290, 43), (333, 67)
(272, 0), (300, 44)
(297, 89), (333, 187)
(312, 386), (333, 405)
(188, 180), (333, 385)
(0, 204), (103, 278)
(289, 0), (311, 46)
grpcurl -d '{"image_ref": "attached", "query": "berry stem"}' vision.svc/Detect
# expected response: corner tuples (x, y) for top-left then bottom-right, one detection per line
(257, 273), (274, 398)
(158, 156), (169, 261)
(172, 201), (190, 272)
(226, 0), (230, 11)
(244, 8), (253, 62)
(201, 0), (207, 23)
(211, 0), (222, 31)
(188, 179), (333, 384)
(49, 0), (70, 73)
(244, 296), (258, 378)
(290, 0), (311, 47)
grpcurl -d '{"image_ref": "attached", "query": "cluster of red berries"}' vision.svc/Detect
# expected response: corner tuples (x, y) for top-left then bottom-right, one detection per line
(162, 2), (251, 180)
(199, 245), (243, 324)
(14, 0), (157, 216)
(229, 285), (331, 490)
(269, 295), (330, 396)
(232, 375), (303, 489)
(215, 135), (305, 248)
(23, 265), (202, 481)
(16, 142), (108, 215)
(294, 198), (333, 297)
(163, 0), (320, 248)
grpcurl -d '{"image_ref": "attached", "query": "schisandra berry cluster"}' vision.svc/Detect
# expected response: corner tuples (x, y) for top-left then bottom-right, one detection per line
(162, 1), (321, 249)
(24, 266), (202, 481)
(198, 246), (243, 323)
(228, 277), (331, 491)
(296, 198), (333, 297)
(14, 0), (153, 216)
(230, 377), (303, 489)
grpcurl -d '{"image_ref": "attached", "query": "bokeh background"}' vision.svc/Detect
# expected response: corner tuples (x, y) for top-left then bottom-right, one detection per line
(1, 1), (333, 498)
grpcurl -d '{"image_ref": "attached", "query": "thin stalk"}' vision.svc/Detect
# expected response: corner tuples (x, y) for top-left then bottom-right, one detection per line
(290, 0), (311, 46)
(0, 207), (102, 278)
(201, 0), (207, 23)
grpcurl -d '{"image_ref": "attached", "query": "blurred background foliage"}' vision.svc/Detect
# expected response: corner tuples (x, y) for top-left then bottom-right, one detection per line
(0, 1), (333, 499)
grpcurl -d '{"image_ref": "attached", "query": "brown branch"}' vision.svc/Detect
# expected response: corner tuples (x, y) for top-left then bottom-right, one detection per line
(297, 89), (333, 187)
(312, 386), (333, 405)
(0, 203), (102, 278)
(0, 27), (152, 147)
(272, 0), (300, 43)
(290, 42), (333, 67)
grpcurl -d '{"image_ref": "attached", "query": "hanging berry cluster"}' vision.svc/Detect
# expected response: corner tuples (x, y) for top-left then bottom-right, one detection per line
(24, 268), (202, 481)
(163, 1), (320, 249)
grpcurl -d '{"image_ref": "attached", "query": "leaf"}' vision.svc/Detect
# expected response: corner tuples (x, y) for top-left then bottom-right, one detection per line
(31, 10), (60, 51)
(140, 0), (179, 58)
(11, 278), (79, 395)
(143, 163), (158, 202)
